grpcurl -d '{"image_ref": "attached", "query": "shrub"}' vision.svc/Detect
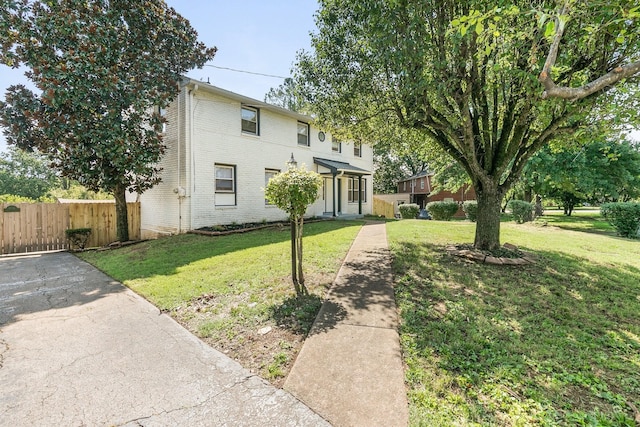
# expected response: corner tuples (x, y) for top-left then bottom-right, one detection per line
(426, 201), (459, 221)
(462, 201), (478, 222)
(398, 203), (420, 219)
(508, 200), (534, 223)
(601, 202), (640, 238)
(65, 228), (92, 250)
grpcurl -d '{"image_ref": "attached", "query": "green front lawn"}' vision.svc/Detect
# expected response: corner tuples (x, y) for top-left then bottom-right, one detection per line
(388, 215), (640, 426)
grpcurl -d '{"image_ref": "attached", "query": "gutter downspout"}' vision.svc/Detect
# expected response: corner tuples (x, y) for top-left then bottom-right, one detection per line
(177, 88), (182, 234)
(188, 84), (198, 231)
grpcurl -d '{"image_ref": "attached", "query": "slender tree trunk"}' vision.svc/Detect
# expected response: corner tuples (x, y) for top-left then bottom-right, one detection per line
(474, 183), (504, 251)
(114, 181), (129, 242)
(296, 217), (307, 295)
(290, 218), (299, 295)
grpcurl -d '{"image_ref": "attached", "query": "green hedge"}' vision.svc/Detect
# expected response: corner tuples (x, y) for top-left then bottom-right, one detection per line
(601, 202), (640, 238)
(426, 201), (459, 221)
(507, 200), (534, 223)
(398, 203), (420, 219)
(462, 201), (478, 222)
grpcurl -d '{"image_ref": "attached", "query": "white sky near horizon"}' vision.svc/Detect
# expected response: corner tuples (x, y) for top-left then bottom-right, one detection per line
(0, 1), (639, 152)
(0, 0), (319, 152)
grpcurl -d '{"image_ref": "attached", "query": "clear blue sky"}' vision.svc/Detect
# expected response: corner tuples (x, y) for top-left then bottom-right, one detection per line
(0, 0), (319, 152)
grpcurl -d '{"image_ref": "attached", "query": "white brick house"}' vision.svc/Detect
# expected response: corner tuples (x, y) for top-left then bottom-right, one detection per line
(140, 79), (373, 238)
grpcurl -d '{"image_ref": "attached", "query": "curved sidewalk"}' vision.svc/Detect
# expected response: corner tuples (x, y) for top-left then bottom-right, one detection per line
(284, 221), (409, 426)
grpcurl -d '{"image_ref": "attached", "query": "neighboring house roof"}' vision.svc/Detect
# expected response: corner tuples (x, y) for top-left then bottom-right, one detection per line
(182, 77), (313, 123)
(399, 170), (433, 182)
(314, 157), (372, 176)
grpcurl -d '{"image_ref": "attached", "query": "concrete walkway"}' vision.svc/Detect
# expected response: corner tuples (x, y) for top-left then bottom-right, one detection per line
(284, 221), (409, 426)
(0, 252), (328, 426)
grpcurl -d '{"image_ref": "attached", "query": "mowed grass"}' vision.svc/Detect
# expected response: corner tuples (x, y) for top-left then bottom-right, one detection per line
(79, 220), (362, 310)
(387, 214), (640, 426)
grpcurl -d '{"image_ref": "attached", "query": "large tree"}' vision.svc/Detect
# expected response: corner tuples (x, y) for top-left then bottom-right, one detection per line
(0, 0), (216, 241)
(296, 0), (640, 250)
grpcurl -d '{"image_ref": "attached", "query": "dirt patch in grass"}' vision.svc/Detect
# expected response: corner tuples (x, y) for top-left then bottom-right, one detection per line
(169, 286), (325, 388)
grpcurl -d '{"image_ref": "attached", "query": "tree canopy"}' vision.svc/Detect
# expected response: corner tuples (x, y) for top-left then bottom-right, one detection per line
(522, 138), (640, 214)
(0, 0), (216, 241)
(296, 0), (640, 250)
(0, 146), (59, 200)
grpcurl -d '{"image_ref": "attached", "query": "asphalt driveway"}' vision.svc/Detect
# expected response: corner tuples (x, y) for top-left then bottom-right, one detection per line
(0, 252), (328, 426)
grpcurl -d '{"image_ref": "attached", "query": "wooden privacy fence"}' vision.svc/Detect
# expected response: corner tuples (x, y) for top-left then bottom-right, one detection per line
(373, 197), (396, 219)
(1, 202), (140, 255)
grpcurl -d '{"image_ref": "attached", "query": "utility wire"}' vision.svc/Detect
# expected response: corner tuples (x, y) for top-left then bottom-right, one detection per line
(203, 64), (288, 79)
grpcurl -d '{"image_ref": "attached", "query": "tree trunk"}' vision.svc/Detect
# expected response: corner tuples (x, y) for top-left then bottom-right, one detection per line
(290, 218), (299, 295)
(114, 182), (129, 242)
(535, 194), (544, 217)
(296, 217), (308, 295)
(474, 184), (503, 251)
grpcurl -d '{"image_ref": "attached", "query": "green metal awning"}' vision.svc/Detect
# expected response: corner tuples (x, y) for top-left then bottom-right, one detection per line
(313, 157), (372, 176)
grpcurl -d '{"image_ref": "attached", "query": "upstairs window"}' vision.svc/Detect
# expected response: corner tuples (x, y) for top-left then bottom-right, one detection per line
(354, 142), (362, 157)
(241, 106), (259, 135)
(297, 122), (310, 146)
(332, 137), (341, 153)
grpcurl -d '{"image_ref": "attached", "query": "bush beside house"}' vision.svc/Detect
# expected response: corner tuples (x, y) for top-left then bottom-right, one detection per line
(426, 201), (459, 221)
(462, 201), (478, 222)
(398, 203), (420, 219)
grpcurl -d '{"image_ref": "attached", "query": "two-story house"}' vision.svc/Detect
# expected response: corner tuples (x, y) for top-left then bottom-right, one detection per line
(397, 171), (476, 216)
(140, 79), (373, 238)
(396, 171), (432, 208)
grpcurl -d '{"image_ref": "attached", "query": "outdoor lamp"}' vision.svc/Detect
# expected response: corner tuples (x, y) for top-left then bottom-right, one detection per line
(287, 153), (298, 169)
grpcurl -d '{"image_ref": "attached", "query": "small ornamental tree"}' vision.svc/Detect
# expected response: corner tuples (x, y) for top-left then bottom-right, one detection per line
(265, 163), (322, 296)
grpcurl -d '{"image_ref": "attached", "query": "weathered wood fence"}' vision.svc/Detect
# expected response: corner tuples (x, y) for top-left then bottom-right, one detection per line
(373, 197), (396, 219)
(1, 202), (140, 255)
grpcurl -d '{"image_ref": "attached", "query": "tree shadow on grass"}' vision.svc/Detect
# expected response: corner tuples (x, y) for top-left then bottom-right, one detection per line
(392, 240), (640, 425)
(268, 293), (339, 336)
(78, 220), (363, 282)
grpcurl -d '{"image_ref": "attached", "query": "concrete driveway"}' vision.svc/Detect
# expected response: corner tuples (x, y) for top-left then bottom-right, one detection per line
(0, 252), (328, 426)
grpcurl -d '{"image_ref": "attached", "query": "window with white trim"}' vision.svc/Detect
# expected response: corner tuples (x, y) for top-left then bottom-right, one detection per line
(241, 106), (259, 135)
(297, 122), (310, 146)
(332, 137), (341, 152)
(215, 164), (235, 193)
(265, 169), (279, 205)
(354, 142), (362, 157)
(420, 179), (424, 190)
(348, 177), (367, 203)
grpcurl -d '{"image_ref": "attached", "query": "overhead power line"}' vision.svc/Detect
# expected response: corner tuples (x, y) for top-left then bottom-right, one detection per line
(203, 64), (288, 79)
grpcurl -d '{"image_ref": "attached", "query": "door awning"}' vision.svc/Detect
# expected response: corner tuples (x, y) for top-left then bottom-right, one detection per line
(313, 157), (372, 176)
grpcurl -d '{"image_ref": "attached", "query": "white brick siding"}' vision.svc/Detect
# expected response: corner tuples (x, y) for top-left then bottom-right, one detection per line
(140, 81), (373, 238)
